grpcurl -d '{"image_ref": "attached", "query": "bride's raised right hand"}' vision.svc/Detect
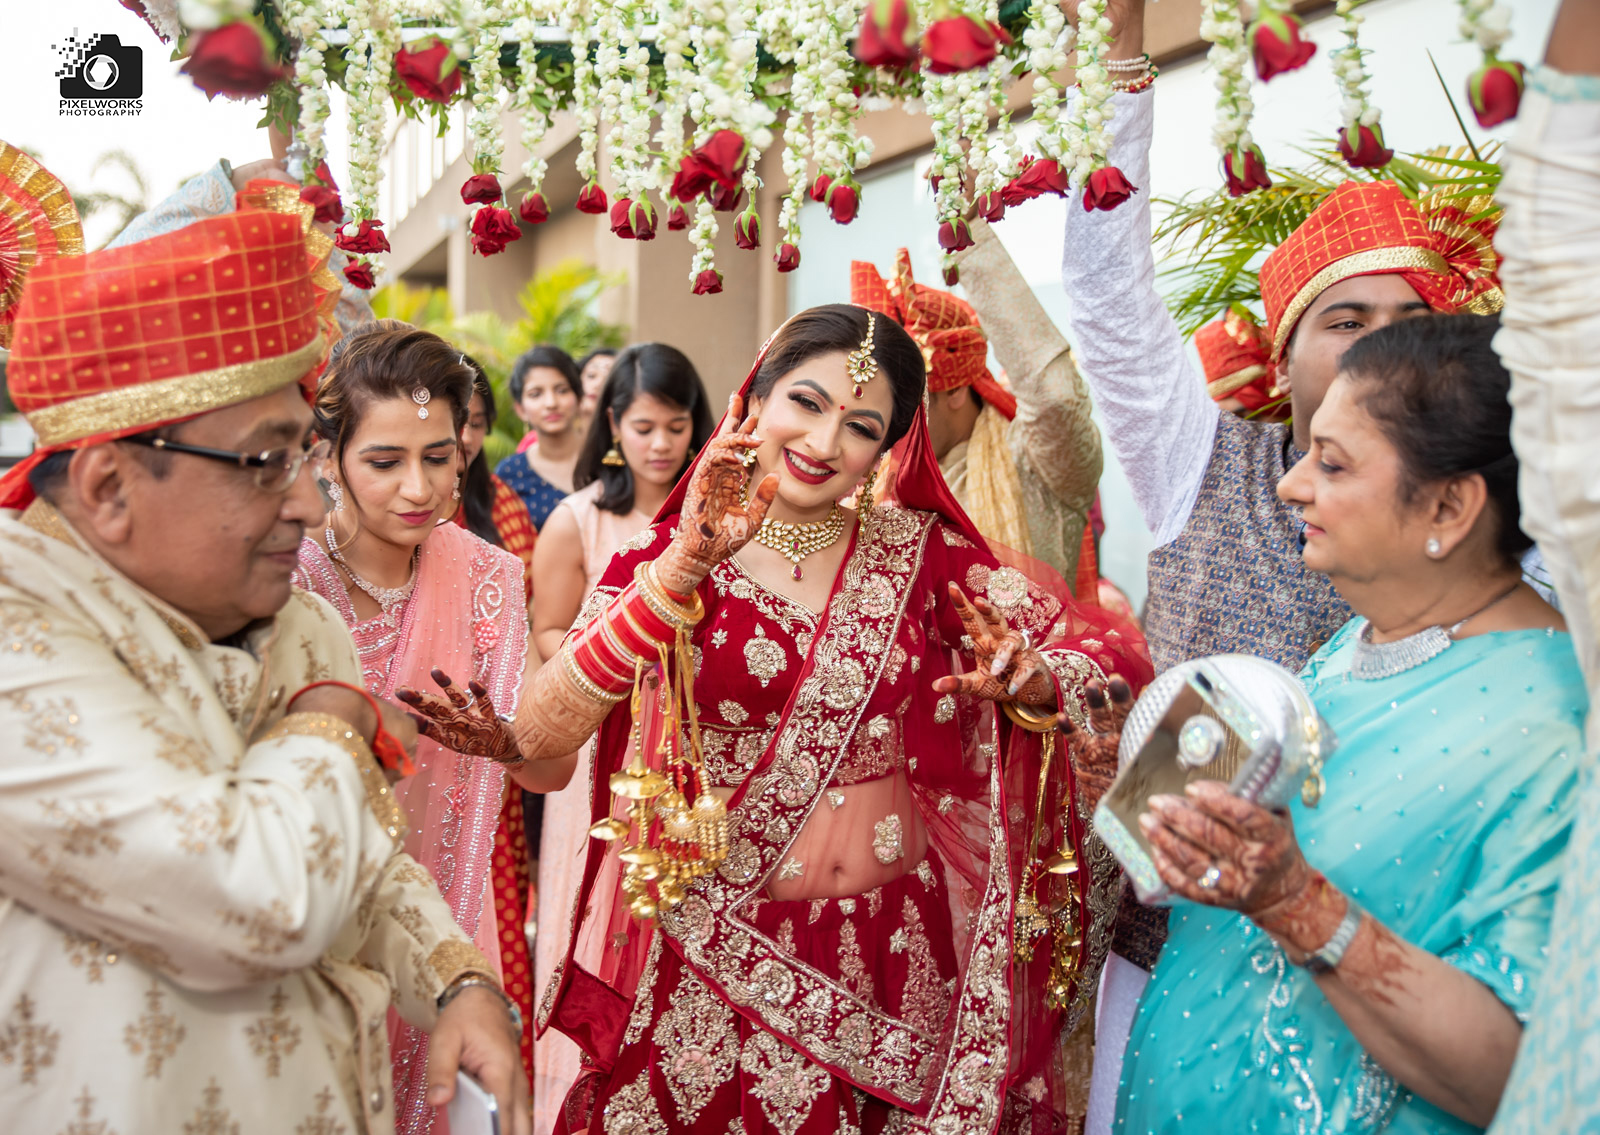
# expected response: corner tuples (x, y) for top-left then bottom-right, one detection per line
(655, 393), (779, 595)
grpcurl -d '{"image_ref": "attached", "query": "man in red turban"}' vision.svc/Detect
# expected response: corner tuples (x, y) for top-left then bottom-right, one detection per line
(852, 238), (1103, 595)
(0, 173), (528, 1134)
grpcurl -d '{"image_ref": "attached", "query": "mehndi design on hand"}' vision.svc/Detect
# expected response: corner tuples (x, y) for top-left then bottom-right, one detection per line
(395, 667), (521, 766)
(931, 582), (1057, 708)
(1058, 676), (1133, 813)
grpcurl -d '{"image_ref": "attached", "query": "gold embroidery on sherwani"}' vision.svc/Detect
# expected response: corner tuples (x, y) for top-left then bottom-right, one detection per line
(0, 992), (60, 1085)
(182, 1079), (240, 1135)
(259, 712), (405, 837)
(218, 899), (306, 956)
(306, 824), (345, 883)
(244, 986), (302, 1077)
(39, 797), (123, 856)
(158, 795), (238, 855)
(293, 1087), (347, 1135)
(602, 1067), (669, 1135)
(0, 600), (56, 660)
(652, 971), (737, 1124)
(298, 638), (332, 682)
(122, 980), (186, 1078)
(58, 1088), (116, 1135)
(0, 687), (85, 756)
(62, 929), (109, 983)
(739, 1030), (830, 1135)
(136, 712), (210, 772)
(427, 939), (496, 986)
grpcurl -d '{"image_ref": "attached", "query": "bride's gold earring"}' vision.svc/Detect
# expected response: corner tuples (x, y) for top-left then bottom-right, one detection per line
(856, 463), (879, 516)
(602, 434), (626, 467)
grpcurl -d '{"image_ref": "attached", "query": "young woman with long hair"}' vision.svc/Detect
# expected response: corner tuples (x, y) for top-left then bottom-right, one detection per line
(456, 355), (537, 604)
(496, 345), (583, 530)
(527, 343), (714, 1130)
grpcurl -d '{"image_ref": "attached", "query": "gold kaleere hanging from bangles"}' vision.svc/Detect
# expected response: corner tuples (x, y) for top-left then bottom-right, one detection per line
(588, 623), (729, 922)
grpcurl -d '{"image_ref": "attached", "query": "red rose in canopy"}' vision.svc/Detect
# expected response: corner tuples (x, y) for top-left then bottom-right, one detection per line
(470, 206), (521, 256)
(610, 198), (657, 241)
(775, 243), (801, 273)
(693, 269), (724, 296)
(666, 202), (690, 231)
(854, 0), (919, 69)
(734, 211), (761, 250)
(1001, 156), (1070, 207)
(180, 21), (290, 99)
(395, 36), (462, 104)
(1082, 166), (1136, 212)
(922, 16), (1009, 75)
(1468, 58), (1525, 128)
(300, 185), (343, 225)
(977, 191), (1005, 223)
(671, 129), (750, 202)
(1223, 144), (1272, 197)
(942, 259), (960, 286)
(335, 219), (389, 254)
(937, 216), (974, 252)
(461, 173), (502, 205)
(809, 174), (833, 203)
(519, 192), (549, 224)
(708, 181), (744, 213)
(826, 178), (861, 224)
(1337, 123), (1394, 169)
(576, 182), (609, 214)
(1249, 12), (1316, 81)
(343, 260), (376, 290)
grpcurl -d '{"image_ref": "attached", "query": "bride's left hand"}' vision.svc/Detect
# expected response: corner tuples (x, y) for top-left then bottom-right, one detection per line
(395, 667), (522, 766)
(931, 583), (1057, 707)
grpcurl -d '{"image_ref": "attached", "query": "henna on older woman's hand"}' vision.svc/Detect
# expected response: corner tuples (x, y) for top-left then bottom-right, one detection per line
(1059, 677), (1132, 812)
(1329, 918), (1418, 1008)
(395, 668), (519, 764)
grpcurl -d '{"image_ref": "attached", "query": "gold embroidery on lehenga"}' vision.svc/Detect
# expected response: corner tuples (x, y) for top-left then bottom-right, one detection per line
(837, 921), (873, 1004)
(244, 986), (303, 1077)
(0, 992), (59, 1086)
(739, 1030), (830, 1135)
(872, 815), (904, 864)
(776, 918), (797, 954)
(603, 1067), (669, 1135)
(652, 971), (737, 1123)
(933, 695), (956, 725)
(718, 700), (749, 725)
(897, 898), (948, 1036)
(743, 624), (788, 687)
(624, 934), (665, 1046)
(123, 980), (186, 1079)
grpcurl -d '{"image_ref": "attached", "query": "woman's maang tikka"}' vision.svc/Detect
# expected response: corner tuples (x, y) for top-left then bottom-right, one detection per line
(847, 312), (878, 399)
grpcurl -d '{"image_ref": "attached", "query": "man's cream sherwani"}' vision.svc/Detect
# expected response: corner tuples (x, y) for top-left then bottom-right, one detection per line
(0, 502), (493, 1134)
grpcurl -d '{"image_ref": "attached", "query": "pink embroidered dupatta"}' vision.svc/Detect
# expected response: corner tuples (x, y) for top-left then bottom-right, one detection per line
(294, 521), (528, 1134)
(540, 347), (1151, 1133)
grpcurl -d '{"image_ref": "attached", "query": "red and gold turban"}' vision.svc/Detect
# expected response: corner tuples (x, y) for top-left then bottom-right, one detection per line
(1194, 308), (1285, 417)
(0, 182), (340, 508)
(1259, 180), (1502, 363)
(849, 248), (1017, 420)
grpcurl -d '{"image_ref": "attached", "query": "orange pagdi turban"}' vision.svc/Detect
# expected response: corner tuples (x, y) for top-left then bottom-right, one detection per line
(1, 182), (340, 508)
(1194, 309), (1284, 417)
(850, 249), (1017, 420)
(1259, 180), (1502, 363)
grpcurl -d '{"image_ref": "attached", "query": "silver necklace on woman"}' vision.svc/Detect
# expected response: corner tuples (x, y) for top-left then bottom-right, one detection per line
(1348, 580), (1522, 681)
(327, 523), (419, 625)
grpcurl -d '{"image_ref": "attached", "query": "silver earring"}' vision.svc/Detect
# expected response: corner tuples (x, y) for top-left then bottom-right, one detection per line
(1426, 538), (1442, 557)
(452, 476), (461, 501)
(327, 478), (345, 512)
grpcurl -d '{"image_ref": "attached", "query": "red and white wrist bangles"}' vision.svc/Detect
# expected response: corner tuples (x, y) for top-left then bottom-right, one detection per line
(562, 561), (706, 704)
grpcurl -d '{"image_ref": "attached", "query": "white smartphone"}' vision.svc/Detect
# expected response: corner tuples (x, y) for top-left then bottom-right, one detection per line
(446, 1070), (501, 1135)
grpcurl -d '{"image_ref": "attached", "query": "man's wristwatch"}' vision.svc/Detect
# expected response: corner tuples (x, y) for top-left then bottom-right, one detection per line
(437, 973), (523, 1038)
(1299, 900), (1363, 975)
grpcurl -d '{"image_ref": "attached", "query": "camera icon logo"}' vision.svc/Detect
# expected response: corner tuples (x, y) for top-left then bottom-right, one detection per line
(55, 31), (143, 101)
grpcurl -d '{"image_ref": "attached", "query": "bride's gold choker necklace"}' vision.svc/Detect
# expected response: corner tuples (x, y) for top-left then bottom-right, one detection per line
(753, 505), (845, 580)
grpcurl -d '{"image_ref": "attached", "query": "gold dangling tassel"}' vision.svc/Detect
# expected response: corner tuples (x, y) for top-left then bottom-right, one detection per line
(602, 436), (626, 467)
(856, 462), (879, 517)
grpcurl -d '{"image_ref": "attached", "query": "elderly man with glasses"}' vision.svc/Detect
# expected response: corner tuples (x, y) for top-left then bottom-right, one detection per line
(0, 182), (529, 1133)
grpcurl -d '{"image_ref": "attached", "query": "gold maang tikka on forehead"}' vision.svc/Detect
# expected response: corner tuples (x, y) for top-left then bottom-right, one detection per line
(846, 311), (878, 399)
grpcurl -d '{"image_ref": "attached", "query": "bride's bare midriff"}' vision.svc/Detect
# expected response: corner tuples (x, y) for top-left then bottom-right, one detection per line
(714, 771), (927, 900)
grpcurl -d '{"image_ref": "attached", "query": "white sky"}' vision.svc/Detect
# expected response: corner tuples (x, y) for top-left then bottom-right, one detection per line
(2, 0), (350, 248)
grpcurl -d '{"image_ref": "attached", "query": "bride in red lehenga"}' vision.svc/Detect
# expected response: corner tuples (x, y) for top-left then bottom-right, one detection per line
(410, 304), (1150, 1135)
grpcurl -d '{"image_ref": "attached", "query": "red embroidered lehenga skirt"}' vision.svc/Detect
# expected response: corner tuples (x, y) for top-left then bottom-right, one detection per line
(561, 853), (958, 1135)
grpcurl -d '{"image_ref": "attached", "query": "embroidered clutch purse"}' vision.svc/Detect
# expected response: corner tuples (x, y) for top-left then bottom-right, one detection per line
(1092, 654), (1333, 904)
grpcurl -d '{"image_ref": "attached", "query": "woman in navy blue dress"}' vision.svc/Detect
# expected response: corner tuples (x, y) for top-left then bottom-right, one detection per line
(495, 345), (584, 530)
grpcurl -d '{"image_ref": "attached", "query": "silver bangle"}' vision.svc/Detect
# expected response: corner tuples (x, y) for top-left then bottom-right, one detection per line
(437, 974), (523, 1038)
(1300, 900), (1363, 975)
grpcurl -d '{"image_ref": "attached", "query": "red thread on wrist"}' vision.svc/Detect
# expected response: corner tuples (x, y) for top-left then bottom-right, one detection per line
(292, 680), (414, 776)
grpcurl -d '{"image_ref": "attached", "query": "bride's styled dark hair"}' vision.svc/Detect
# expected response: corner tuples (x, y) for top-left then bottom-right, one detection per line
(750, 304), (927, 450)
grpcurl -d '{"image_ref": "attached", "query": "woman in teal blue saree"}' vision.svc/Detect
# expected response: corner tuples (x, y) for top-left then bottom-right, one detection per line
(1115, 317), (1588, 1134)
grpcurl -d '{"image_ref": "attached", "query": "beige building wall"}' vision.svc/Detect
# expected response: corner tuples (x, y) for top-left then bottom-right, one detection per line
(381, 0), (1318, 403)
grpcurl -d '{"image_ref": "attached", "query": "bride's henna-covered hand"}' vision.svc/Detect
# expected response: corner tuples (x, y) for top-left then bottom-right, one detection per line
(1057, 676), (1133, 812)
(931, 583), (1057, 708)
(1138, 780), (1346, 956)
(395, 668), (521, 766)
(654, 392), (779, 596)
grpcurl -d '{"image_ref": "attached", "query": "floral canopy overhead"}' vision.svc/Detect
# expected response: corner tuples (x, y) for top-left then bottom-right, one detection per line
(126, 0), (1525, 292)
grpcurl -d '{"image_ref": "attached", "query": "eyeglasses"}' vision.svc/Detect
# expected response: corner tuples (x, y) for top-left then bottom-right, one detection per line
(125, 436), (333, 493)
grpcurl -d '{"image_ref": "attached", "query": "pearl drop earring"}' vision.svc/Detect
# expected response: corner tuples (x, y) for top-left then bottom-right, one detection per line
(1426, 538), (1442, 557)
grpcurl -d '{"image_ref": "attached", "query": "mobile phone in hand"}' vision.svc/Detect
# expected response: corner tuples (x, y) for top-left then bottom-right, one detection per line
(446, 1070), (500, 1135)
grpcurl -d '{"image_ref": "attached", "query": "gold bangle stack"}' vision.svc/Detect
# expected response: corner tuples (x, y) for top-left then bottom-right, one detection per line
(636, 561), (705, 629)
(1003, 700), (1059, 733)
(561, 640), (629, 705)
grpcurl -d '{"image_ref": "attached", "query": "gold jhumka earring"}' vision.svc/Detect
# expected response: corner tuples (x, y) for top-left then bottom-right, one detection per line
(847, 312), (878, 399)
(602, 434), (626, 466)
(589, 597), (728, 922)
(855, 462), (879, 517)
